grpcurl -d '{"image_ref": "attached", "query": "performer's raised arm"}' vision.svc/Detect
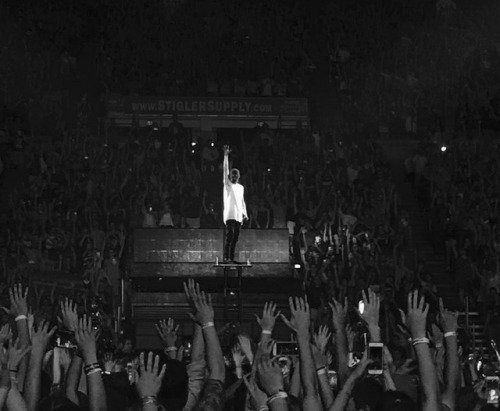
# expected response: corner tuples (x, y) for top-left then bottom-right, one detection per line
(223, 145), (230, 186)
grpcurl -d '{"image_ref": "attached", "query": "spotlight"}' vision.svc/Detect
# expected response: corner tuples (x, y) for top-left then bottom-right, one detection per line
(294, 264), (301, 269)
(211, 142), (214, 147)
(440, 145), (447, 152)
(191, 142), (197, 146)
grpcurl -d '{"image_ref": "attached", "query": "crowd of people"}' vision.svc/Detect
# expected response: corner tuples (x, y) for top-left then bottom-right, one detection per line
(406, 139), (500, 342)
(0, 110), (420, 321)
(0, 279), (496, 411)
(3, 0), (500, 409)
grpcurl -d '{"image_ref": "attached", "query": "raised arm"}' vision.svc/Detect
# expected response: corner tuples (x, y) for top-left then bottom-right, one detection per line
(0, 369), (9, 411)
(223, 145), (230, 186)
(156, 318), (179, 360)
(406, 291), (440, 411)
(255, 302), (281, 343)
(136, 352), (166, 411)
(357, 289), (381, 342)
(183, 323), (206, 411)
(184, 280), (225, 411)
(329, 298), (350, 384)
(75, 315), (107, 411)
(24, 321), (56, 410)
(439, 298), (459, 411)
(328, 353), (371, 411)
(5, 285), (30, 392)
(281, 297), (322, 411)
(313, 327), (335, 410)
(4, 338), (30, 411)
(184, 280), (225, 383)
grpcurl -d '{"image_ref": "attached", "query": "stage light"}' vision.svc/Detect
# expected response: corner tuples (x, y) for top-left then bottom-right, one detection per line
(441, 145), (447, 152)
(294, 264), (301, 269)
(211, 142), (214, 147)
(191, 142), (197, 146)
(191, 150), (195, 154)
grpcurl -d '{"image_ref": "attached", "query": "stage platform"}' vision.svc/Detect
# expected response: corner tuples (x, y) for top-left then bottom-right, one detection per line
(130, 228), (296, 349)
(132, 228), (290, 277)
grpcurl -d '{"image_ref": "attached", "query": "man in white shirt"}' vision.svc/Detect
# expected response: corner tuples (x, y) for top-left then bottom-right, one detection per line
(223, 145), (248, 263)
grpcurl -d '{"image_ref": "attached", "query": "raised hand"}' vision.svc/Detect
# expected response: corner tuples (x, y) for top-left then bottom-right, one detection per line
(7, 337), (31, 372)
(255, 338), (275, 359)
(356, 289), (380, 328)
(328, 297), (348, 329)
(0, 325), (11, 345)
(438, 298), (458, 334)
(406, 290), (429, 339)
(255, 302), (280, 333)
(31, 321), (57, 352)
(256, 356), (285, 397)
(3, 284), (29, 318)
(243, 374), (268, 411)
(103, 352), (118, 373)
(74, 315), (97, 361)
(314, 325), (332, 354)
(237, 335), (254, 364)
(58, 298), (79, 332)
(183, 280), (214, 326)
(346, 324), (356, 351)
(280, 297), (310, 337)
(351, 350), (372, 380)
(231, 344), (244, 369)
(223, 145), (231, 155)
(156, 318), (179, 347)
(136, 352), (166, 398)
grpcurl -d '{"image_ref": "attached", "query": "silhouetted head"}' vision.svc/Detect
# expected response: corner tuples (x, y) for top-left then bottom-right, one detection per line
(230, 168), (240, 183)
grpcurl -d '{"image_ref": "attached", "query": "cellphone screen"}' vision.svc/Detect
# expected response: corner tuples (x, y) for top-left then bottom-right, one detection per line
(368, 344), (383, 374)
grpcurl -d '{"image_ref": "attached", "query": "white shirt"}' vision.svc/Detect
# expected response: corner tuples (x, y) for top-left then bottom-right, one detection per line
(159, 212), (174, 227)
(223, 182), (246, 223)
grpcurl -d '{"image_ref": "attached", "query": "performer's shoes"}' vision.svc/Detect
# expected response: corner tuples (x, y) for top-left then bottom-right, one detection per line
(230, 260), (240, 265)
(223, 259), (231, 264)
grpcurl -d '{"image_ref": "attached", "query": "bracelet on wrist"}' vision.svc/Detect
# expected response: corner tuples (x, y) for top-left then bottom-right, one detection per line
(202, 321), (215, 330)
(444, 331), (457, 338)
(258, 407), (270, 411)
(86, 368), (103, 376)
(142, 395), (158, 406)
(261, 329), (272, 335)
(412, 337), (430, 347)
(317, 367), (327, 376)
(84, 363), (101, 373)
(267, 391), (288, 405)
(15, 315), (27, 322)
(165, 346), (177, 352)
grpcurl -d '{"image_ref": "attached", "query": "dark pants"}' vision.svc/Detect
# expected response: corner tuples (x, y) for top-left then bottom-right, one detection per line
(224, 219), (241, 260)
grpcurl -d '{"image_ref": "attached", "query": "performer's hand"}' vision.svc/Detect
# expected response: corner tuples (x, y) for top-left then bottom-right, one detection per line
(223, 145), (230, 155)
(243, 214), (248, 221)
